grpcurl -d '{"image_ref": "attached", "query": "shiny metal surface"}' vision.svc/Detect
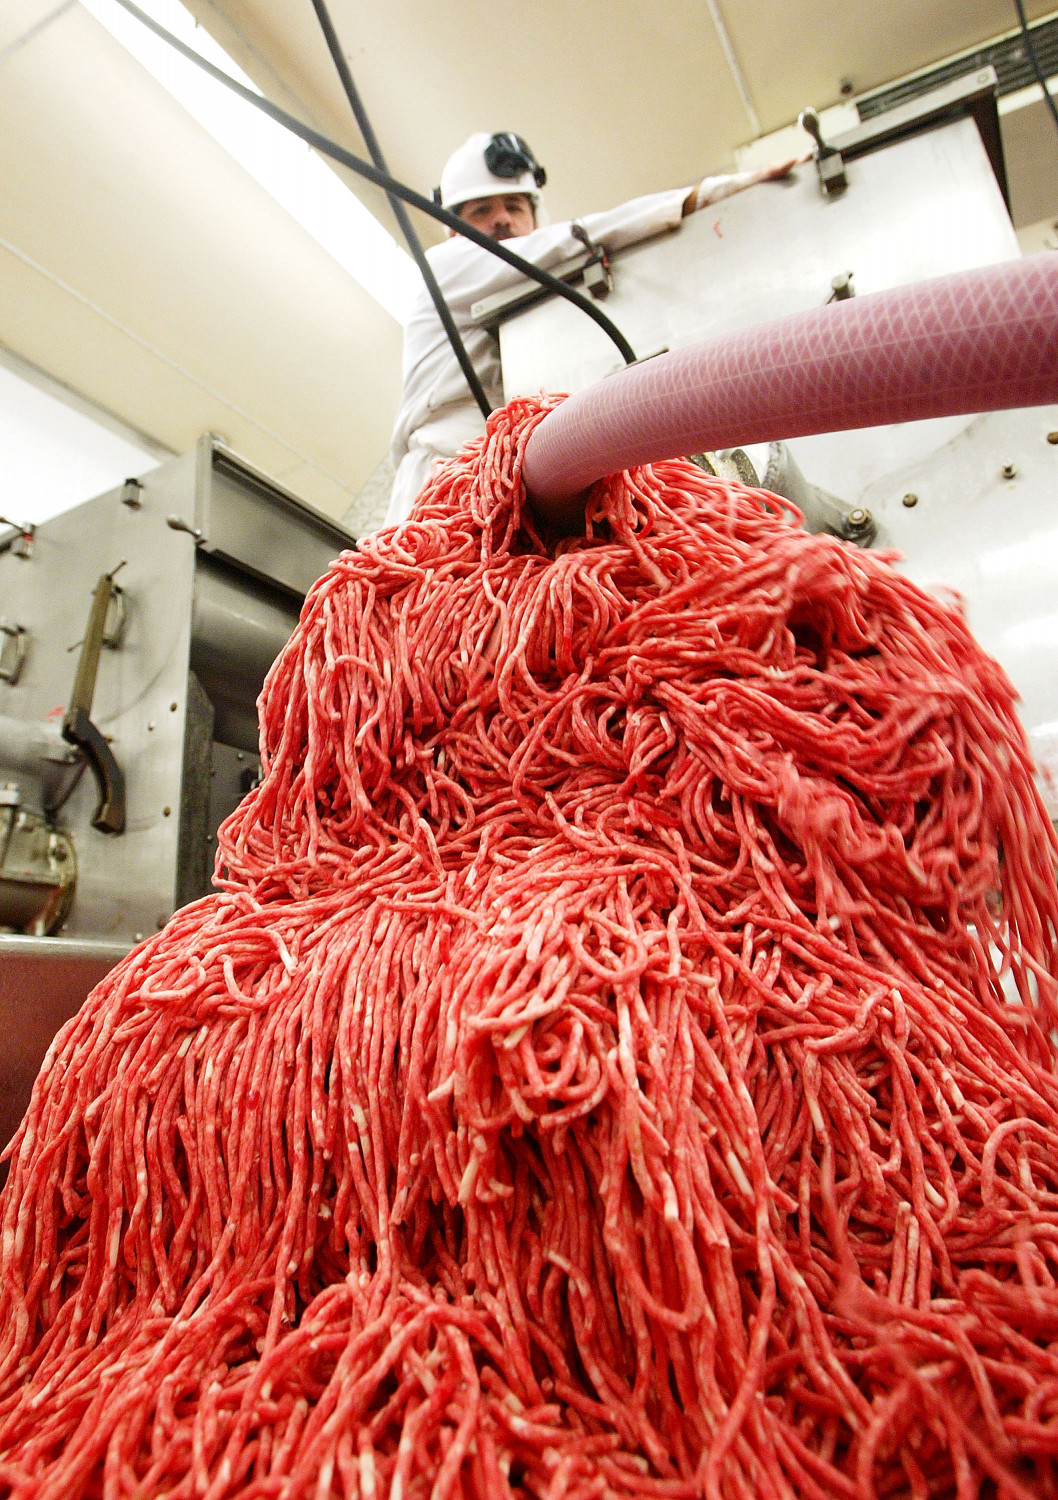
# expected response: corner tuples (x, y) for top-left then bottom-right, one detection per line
(192, 440), (351, 598)
(0, 804), (75, 935)
(0, 714), (81, 815)
(0, 935), (128, 1160)
(0, 464), (197, 943)
(0, 438), (351, 944)
(849, 404), (1058, 817)
(499, 116), (1018, 399)
(191, 558), (301, 753)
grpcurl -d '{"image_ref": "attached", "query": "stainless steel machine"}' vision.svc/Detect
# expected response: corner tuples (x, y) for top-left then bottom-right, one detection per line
(0, 437), (350, 1153)
(487, 71), (1058, 822)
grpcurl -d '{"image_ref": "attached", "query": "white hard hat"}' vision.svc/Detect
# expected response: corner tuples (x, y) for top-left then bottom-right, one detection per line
(434, 132), (547, 213)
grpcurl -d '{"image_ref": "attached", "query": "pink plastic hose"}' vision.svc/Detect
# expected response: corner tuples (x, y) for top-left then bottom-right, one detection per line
(521, 254), (1058, 512)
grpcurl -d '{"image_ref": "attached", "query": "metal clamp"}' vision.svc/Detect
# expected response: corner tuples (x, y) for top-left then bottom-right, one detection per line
(0, 619), (27, 685)
(570, 222), (613, 300)
(799, 108), (848, 198)
(0, 517), (36, 559)
(763, 442), (876, 547)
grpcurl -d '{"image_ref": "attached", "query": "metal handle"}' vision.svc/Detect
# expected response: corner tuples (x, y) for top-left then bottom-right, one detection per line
(0, 619), (27, 685)
(798, 108), (824, 151)
(61, 567), (127, 834)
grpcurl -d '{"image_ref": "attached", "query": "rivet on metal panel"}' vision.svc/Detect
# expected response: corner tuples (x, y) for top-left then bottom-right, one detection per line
(147, 722), (155, 732)
(1048, 432), (1058, 445)
(170, 702), (178, 711)
(1001, 464), (1017, 480)
(163, 806), (171, 817)
(902, 493), (919, 508)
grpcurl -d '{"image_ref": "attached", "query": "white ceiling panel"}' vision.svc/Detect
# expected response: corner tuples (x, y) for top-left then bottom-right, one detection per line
(0, 3), (403, 518)
(727, 0), (1058, 134)
(184, 0), (758, 243)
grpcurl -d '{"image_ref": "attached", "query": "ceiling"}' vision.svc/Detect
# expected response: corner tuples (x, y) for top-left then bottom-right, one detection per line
(184, 0), (1058, 239)
(1, 0), (1055, 522)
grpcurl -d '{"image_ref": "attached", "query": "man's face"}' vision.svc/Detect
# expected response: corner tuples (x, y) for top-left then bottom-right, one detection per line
(455, 193), (536, 241)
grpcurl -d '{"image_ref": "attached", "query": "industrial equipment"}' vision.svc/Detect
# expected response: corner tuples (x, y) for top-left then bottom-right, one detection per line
(0, 438), (350, 1152)
(5, 73), (1058, 1158)
(488, 75), (1058, 822)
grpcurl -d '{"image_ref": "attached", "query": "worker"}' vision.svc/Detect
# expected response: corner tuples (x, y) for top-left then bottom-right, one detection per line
(385, 131), (807, 525)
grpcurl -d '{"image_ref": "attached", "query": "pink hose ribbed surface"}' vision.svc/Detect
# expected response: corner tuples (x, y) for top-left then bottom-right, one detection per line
(522, 254), (1058, 504)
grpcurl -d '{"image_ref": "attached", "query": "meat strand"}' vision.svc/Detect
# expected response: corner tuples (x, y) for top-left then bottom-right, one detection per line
(1, 394), (1057, 1497)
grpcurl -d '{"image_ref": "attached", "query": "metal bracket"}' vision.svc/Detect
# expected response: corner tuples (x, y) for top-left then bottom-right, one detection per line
(102, 586), (129, 649)
(763, 442), (876, 546)
(570, 222), (613, 300)
(799, 108), (848, 198)
(0, 620), (27, 685)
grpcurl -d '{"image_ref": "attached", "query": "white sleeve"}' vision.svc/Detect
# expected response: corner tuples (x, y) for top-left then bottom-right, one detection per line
(390, 186), (690, 466)
(422, 185), (690, 314)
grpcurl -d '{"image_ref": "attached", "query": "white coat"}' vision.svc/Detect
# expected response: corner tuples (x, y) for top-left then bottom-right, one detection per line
(385, 186), (689, 525)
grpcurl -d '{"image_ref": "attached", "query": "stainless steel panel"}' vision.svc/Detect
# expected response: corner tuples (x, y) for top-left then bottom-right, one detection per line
(499, 116), (1018, 400)
(193, 439), (352, 597)
(0, 935), (128, 1159)
(0, 468), (198, 943)
(190, 557), (300, 751)
(847, 405), (1058, 816)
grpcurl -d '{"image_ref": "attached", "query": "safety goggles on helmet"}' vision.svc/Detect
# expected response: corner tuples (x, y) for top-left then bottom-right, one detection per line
(433, 131), (548, 211)
(483, 133), (547, 189)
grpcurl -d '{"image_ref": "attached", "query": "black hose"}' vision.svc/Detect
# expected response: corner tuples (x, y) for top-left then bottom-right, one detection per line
(1012, 0), (1058, 142)
(108, 0), (639, 368)
(308, 0), (492, 419)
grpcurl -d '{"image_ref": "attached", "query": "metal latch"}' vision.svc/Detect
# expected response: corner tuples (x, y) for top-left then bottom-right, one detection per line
(0, 517), (36, 559)
(0, 619), (27, 684)
(799, 108), (848, 198)
(570, 222), (613, 299)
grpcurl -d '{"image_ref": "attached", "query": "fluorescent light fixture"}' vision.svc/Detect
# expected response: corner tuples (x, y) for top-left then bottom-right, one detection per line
(79, 0), (421, 323)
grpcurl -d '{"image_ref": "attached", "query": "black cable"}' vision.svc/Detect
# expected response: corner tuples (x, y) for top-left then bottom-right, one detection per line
(1012, 0), (1058, 141)
(108, 0), (639, 368)
(308, 0), (492, 419)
